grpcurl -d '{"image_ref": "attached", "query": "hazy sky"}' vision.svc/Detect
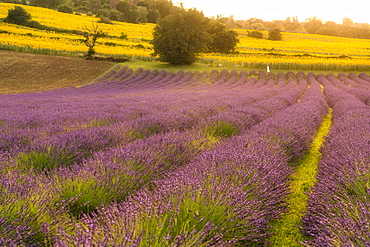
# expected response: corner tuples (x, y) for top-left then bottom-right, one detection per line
(180, 0), (370, 24)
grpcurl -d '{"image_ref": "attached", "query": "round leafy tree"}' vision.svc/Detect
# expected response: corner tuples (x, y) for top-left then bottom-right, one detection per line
(207, 20), (239, 54)
(3, 6), (31, 26)
(268, 28), (283, 41)
(151, 9), (212, 65)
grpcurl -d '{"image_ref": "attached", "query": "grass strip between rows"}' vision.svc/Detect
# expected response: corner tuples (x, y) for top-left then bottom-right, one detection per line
(270, 108), (333, 246)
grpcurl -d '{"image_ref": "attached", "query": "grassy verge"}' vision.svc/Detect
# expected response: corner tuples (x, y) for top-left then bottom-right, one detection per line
(269, 108), (332, 246)
(122, 60), (370, 75)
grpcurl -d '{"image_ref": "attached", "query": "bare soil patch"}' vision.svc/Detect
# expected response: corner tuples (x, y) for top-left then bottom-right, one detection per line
(0, 50), (114, 94)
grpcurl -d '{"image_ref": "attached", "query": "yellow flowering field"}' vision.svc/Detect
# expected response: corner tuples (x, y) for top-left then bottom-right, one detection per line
(0, 3), (154, 38)
(1, 2), (370, 70)
(237, 29), (370, 56)
(202, 53), (370, 71)
(0, 31), (151, 57)
(0, 3), (154, 57)
(207, 29), (370, 70)
(0, 23), (153, 57)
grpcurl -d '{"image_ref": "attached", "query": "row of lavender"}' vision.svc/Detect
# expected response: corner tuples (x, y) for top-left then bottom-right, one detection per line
(0, 69), (309, 245)
(54, 66), (300, 94)
(302, 74), (370, 246)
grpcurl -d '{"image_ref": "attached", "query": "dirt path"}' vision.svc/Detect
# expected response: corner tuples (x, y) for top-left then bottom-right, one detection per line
(0, 50), (114, 94)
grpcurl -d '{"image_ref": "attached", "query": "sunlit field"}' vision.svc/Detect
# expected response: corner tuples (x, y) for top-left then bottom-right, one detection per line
(0, 3), (154, 58)
(1, 2), (370, 70)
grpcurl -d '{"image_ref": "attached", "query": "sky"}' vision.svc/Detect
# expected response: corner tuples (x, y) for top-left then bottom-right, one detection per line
(180, 0), (370, 24)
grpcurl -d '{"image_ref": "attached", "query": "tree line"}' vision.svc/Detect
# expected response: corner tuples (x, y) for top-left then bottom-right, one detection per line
(1, 0), (182, 24)
(233, 16), (370, 39)
(3, 0), (370, 39)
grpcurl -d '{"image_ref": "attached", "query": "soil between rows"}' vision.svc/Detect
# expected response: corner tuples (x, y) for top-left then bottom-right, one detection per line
(0, 50), (114, 94)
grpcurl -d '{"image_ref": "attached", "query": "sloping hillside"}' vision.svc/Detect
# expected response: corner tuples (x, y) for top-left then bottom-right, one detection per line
(0, 50), (113, 94)
(1, 3), (370, 71)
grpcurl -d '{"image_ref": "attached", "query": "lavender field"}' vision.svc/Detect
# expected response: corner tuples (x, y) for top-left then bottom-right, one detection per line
(0, 66), (369, 246)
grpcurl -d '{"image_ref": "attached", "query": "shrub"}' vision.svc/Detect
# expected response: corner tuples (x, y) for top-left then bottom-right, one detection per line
(268, 28), (283, 41)
(104, 42), (117, 46)
(135, 44), (145, 49)
(27, 20), (42, 29)
(98, 16), (113, 24)
(3, 6), (31, 26)
(108, 9), (119, 21)
(96, 8), (109, 18)
(120, 32), (128, 39)
(57, 5), (73, 14)
(247, 30), (263, 39)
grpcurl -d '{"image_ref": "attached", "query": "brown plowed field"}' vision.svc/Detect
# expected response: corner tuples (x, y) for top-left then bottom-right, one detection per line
(0, 50), (113, 94)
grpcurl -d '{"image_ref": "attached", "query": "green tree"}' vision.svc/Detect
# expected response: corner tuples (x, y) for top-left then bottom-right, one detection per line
(126, 9), (140, 23)
(151, 9), (211, 65)
(88, 0), (102, 11)
(96, 8), (109, 17)
(137, 6), (148, 23)
(30, 0), (65, 9)
(116, 0), (130, 16)
(304, 17), (323, 34)
(108, 9), (120, 21)
(268, 28), (282, 40)
(82, 23), (107, 57)
(153, 0), (178, 19)
(137, 0), (150, 8)
(3, 6), (31, 26)
(77, 1), (90, 12)
(207, 20), (239, 53)
(317, 21), (339, 36)
(147, 8), (160, 23)
(343, 18), (354, 26)
(283, 17), (301, 31)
